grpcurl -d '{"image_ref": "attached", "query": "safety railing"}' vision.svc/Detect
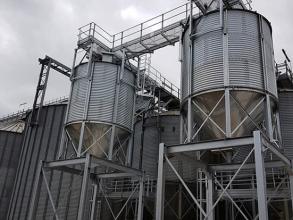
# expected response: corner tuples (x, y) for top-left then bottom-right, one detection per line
(0, 96), (68, 121)
(213, 169), (289, 191)
(111, 3), (192, 49)
(103, 177), (157, 194)
(77, 2), (193, 50)
(140, 63), (180, 99)
(276, 61), (293, 83)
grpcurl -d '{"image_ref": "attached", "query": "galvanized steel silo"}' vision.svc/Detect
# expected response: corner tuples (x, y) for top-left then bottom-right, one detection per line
(181, 9), (278, 140)
(66, 61), (136, 158)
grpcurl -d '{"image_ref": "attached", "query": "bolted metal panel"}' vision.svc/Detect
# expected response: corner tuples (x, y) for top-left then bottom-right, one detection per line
(186, 10), (277, 97)
(279, 91), (293, 159)
(67, 64), (89, 122)
(262, 18), (277, 97)
(7, 104), (85, 220)
(228, 10), (264, 90)
(87, 62), (117, 123)
(192, 29), (224, 93)
(66, 61), (135, 158)
(181, 9), (278, 140)
(67, 62), (135, 130)
(0, 131), (23, 219)
(192, 12), (223, 94)
(117, 68), (136, 129)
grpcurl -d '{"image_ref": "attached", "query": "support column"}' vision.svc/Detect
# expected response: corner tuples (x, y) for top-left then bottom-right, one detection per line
(187, 0), (193, 143)
(77, 153), (91, 220)
(90, 184), (98, 220)
(155, 143), (165, 220)
(178, 184), (182, 220)
(206, 174), (214, 220)
(253, 131), (268, 220)
(265, 94), (273, 141)
(77, 122), (85, 157)
(289, 167), (293, 213)
(58, 48), (78, 159)
(137, 177), (144, 220)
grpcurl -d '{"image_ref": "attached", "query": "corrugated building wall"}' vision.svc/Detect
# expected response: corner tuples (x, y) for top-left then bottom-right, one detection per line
(279, 90), (293, 159)
(7, 103), (87, 220)
(0, 130), (23, 219)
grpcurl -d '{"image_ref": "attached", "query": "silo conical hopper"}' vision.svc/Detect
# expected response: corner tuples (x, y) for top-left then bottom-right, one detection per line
(65, 61), (136, 160)
(181, 9), (278, 141)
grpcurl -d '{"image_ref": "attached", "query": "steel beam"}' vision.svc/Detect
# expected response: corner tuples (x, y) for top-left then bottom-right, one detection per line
(206, 175), (214, 220)
(42, 168), (60, 220)
(77, 153), (91, 220)
(262, 137), (291, 167)
(97, 172), (139, 179)
(137, 177), (144, 220)
(155, 143), (165, 220)
(44, 157), (86, 168)
(253, 131), (269, 220)
(90, 184), (98, 220)
(91, 156), (142, 176)
(209, 160), (285, 171)
(167, 137), (254, 154)
(290, 173), (293, 213)
(165, 155), (207, 217)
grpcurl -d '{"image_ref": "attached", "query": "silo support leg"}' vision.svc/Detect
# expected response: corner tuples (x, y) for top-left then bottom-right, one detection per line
(77, 153), (91, 220)
(206, 175), (214, 220)
(137, 177), (144, 220)
(290, 174), (293, 213)
(253, 131), (269, 220)
(155, 143), (165, 220)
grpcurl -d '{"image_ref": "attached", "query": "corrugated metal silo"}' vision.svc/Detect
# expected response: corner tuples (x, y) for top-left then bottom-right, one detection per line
(66, 61), (136, 158)
(181, 9), (278, 140)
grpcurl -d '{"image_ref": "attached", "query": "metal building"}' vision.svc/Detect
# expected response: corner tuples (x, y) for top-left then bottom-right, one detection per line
(6, 102), (86, 220)
(0, 129), (23, 219)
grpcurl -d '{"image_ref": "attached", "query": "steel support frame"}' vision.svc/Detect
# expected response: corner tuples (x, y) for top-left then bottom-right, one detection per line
(28, 153), (144, 220)
(155, 131), (293, 220)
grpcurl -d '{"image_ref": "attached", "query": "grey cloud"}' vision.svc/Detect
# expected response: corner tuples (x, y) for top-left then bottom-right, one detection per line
(0, 0), (292, 116)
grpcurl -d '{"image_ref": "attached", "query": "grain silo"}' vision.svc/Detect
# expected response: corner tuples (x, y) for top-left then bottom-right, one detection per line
(66, 61), (136, 160)
(2, 0), (293, 220)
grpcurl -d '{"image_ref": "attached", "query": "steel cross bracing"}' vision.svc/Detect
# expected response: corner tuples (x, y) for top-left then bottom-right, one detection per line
(28, 154), (148, 220)
(155, 131), (293, 220)
(30, 56), (71, 126)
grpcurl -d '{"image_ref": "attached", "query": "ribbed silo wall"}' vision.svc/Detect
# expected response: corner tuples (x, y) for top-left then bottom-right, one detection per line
(0, 130), (23, 219)
(66, 61), (136, 158)
(7, 104), (88, 220)
(181, 9), (278, 140)
(279, 91), (293, 159)
(132, 112), (197, 181)
(132, 113), (180, 178)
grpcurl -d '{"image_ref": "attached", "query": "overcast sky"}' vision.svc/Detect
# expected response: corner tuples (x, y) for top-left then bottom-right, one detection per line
(0, 0), (292, 116)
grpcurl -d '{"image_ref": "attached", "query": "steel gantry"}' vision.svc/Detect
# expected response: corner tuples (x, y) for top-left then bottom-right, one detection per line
(30, 56), (71, 126)
(155, 131), (293, 220)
